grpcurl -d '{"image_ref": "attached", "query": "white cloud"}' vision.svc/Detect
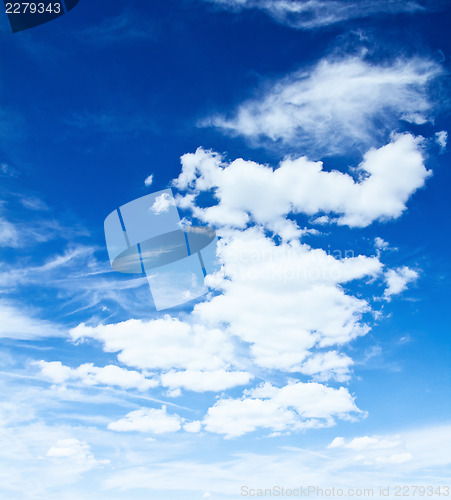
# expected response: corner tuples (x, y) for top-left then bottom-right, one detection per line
(108, 406), (183, 434)
(328, 436), (345, 448)
(0, 300), (61, 340)
(193, 227), (381, 371)
(175, 134), (431, 231)
(184, 420), (202, 433)
(374, 452), (412, 464)
(160, 369), (253, 392)
(298, 351), (354, 382)
(374, 237), (389, 250)
(203, 56), (441, 154)
(435, 130), (448, 150)
(151, 192), (175, 214)
(72, 225), (386, 378)
(70, 317), (236, 372)
(384, 266), (418, 299)
(0, 217), (19, 247)
(203, 381), (362, 438)
(46, 439), (108, 469)
(144, 174), (153, 186)
(36, 361), (158, 391)
(329, 434), (403, 450)
(203, 0), (426, 29)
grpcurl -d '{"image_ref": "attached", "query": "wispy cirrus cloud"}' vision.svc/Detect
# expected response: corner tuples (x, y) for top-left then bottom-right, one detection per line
(0, 300), (62, 340)
(203, 0), (433, 30)
(202, 56), (443, 155)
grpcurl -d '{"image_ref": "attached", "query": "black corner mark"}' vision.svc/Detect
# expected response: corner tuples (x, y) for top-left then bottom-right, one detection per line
(4, 0), (80, 33)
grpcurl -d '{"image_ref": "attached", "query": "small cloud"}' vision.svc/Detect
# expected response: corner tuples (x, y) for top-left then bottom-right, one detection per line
(144, 174), (154, 187)
(20, 196), (48, 211)
(328, 437), (345, 448)
(0, 163), (17, 177)
(435, 130), (448, 151)
(311, 215), (330, 225)
(167, 388), (182, 398)
(384, 267), (418, 300)
(46, 439), (109, 470)
(108, 406), (183, 434)
(151, 192), (176, 214)
(374, 237), (389, 250)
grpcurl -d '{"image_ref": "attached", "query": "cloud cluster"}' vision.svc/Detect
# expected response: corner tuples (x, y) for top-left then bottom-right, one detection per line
(70, 319), (254, 394)
(194, 227), (381, 371)
(203, 56), (441, 154)
(176, 134), (430, 233)
(204, 381), (362, 438)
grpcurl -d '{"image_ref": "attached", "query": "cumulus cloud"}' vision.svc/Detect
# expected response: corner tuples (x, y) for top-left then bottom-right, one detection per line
(374, 237), (389, 250)
(175, 134), (431, 232)
(384, 266), (418, 299)
(203, 381), (362, 438)
(203, 0), (427, 29)
(66, 130), (429, 432)
(108, 406), (183, 434)
(203, 56), (442, 154)
(151, 192), (175, 214)
(192, 227), (381, 371)
(36, 361), (158, 391)
(144, 174), (154, 186)
(70, 317), (237, 372)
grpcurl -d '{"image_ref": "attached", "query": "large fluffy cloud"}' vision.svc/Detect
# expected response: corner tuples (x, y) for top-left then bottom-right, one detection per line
(175, 134), (430, 232)
(70, 317), (237, 372)
(203, 381), (362, 438)
(194, 227), (381, 371)
(203, 56), (441, 154)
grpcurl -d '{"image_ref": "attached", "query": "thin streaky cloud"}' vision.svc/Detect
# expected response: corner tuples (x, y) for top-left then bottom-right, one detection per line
(202, 55), (443, 155)
(203, 0), (433, 29)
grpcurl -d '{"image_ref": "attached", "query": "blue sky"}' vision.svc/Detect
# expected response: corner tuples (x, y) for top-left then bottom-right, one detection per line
(0, 0), (450, 498)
